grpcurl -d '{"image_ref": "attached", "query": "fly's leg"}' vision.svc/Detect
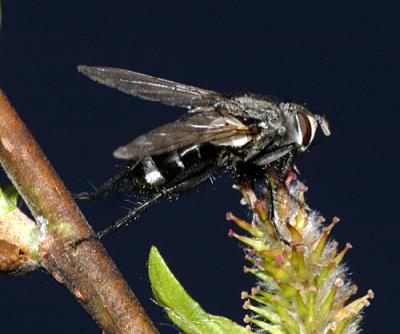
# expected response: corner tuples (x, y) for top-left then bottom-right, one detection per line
(277, 149), (296, 183)
(74, 163), (218, 246)
(97, 165), (217, 238)
(73, 173), (122, 200)
(252, 143), (295, 168)
(73, 160), (141, 200)
(94, 191), (164, 240)
(265, 178), (291, 247)
(235, 165), (291, 247)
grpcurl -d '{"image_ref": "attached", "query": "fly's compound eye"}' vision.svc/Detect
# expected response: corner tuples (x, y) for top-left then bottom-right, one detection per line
(296, 111), (317, 148)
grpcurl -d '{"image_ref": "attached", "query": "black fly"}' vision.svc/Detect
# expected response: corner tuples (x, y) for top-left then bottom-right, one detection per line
(75, 66), (330, 242)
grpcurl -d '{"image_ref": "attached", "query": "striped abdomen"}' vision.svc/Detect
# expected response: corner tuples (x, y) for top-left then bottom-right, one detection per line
(122, 144), (221, 196)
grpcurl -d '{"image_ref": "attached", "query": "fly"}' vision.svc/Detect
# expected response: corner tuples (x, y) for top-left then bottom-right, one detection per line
(75, 66), (331, 243)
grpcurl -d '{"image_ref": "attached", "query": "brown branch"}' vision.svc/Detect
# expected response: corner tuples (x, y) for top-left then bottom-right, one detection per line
(0, 90), (159, 334)
(0, 207), (38, 273)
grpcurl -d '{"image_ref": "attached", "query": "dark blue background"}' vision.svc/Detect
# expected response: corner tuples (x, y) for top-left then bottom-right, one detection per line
(0, 1), (397, 333)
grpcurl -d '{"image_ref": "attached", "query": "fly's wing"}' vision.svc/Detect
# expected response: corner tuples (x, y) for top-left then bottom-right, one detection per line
(113, 112), (252, 160)
(78, 66), (227, 109)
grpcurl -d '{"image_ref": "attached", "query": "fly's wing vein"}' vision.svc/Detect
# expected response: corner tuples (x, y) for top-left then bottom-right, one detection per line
(78, 66), (227, 109)
(113, 112), (251, 160)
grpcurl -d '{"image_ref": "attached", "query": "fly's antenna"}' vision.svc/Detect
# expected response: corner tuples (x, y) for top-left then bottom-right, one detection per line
(316, 115), (331, 136)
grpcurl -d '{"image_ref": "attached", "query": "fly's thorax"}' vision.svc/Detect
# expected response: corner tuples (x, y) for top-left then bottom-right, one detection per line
(250, 115), (287, 153)
(232, 96), (282, 121)
(228, 97), (287, 145)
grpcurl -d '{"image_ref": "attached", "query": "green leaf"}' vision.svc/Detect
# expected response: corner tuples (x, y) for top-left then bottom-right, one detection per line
(148, 246), (251, 334)
(0, 183), (19, 217)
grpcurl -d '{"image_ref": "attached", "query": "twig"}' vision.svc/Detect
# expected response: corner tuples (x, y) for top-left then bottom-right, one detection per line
(0, 90), (158, 334)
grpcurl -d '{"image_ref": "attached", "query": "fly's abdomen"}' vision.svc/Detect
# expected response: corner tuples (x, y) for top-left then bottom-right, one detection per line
(123, 144), (221, 196)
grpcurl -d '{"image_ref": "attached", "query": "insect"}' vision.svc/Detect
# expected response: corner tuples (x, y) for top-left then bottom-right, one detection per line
(75, 65), (330, 242)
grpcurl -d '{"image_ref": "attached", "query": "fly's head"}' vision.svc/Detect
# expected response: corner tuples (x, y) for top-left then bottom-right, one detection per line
(280, 102), (331, 152)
